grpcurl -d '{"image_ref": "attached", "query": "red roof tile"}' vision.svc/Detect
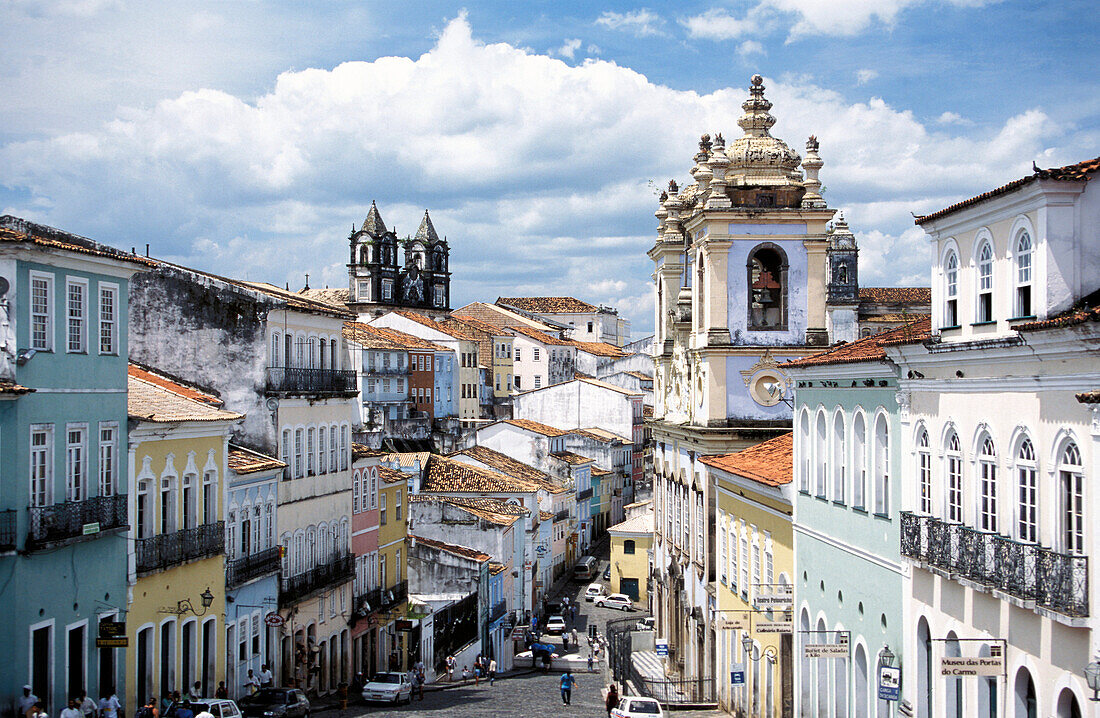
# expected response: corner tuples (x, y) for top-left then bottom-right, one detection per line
(1076, 391), (1100, 404)
(1015, 303), (1100, 332)
(423, 455), (542, 492)
(411, 534), (490, 563)
(784, 319), (931, 368)
(378, 465), (408, 484)
(502, 419), (569, 437)
(228, 444), (286, 474)
(700, 433), (794, 487)
(128, 364), (223, 405)
(858, 287), (931, 304)
(497, 296), (599, 313)
(571, 341), (627, 357)
(505, 324), (575, 346)
(0, 216), (156, 267)
(0, 380), (35, 396)
(453, 446), (567, 493)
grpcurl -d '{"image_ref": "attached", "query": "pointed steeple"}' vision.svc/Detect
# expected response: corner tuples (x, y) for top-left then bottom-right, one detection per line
(362, 200), (387, 237)
(414, 210), (439, 243)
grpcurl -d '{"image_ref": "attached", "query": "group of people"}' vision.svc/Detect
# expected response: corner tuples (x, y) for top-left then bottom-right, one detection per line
(18, 686), (119, 718)
(443, 654), (497, 686)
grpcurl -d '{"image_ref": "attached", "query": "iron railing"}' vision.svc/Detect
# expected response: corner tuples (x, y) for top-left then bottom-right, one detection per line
(0, 509), (15, 551)
(554, 509), (570, 522)
(377, 580), (408, 613)
(27, 494), (128, 548)
(900, 512), (1089, 617)
(227, 546), (282, 587)
(364, 365), (410, 376)
(353, 587), (383, 618)
(489, 599), (508, 623)
(634, 676), (717, 705)
(279, 553), (355, 606)
(577, 488), (593, 501)
(265, 367), (357, 396)
(136, 522), (225, 574)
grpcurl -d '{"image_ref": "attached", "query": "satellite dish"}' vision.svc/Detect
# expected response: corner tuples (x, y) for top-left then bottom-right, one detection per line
(0, 277), (9, 296)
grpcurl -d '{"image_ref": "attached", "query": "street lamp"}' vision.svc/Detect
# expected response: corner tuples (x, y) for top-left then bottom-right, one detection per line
(163, 587), (215, 617)
(1085, 660), (1100, 701)
(741, 634), (777, 664)
(880, 644), (895, 667)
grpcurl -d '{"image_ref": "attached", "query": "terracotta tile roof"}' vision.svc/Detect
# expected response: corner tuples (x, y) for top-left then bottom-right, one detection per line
(352, 443), (385, 460)
(343, 321), (407, 350)
(409, 493), (527, 526)
(539, 510), (554, 522)
(442, 317), (499, 366)
(864, 313), (929, 323)
(0, 380), (35, 396)
(1076, 391), (1100, 404)
(384, 451), (431, 467)
(1016, 292), (1100, 332)
(700, 433), (794, 487)
(451, 302), (555, 332)
(228, 444), (286, 474)
(590, 466), (612, 477)
(378, 465), (409, 484)
(453, 446), (567, 493)
(621, 370), (654, 381)
(391, 310), (477, 341)
(573, 427), (631, 444)
(505, 324), (575, 346)
(915, 156), (1099, 225)
(609, 512), (654, 535)
(297, 287), (351, 308)
(551, 451), (594, 466)
(488, 562), (507, 575)
(0, 216), (156, 267)
(411, 534), (490, 563)
(571, 341), (627, 357)
(502, 418), (569, 437)
(784, 319), (931, 368)
(858, 287), (931, 304)
(128, 366), (243, 423)
(497, 296), (599, 314)
(423, 455), (543, 493)
(450, 315), (507, 336)
(128, 364), (224, 405)
(238, 281), (356, 319)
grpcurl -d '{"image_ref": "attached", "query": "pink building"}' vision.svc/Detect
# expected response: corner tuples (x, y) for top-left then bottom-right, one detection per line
(350, 446), (382, 677)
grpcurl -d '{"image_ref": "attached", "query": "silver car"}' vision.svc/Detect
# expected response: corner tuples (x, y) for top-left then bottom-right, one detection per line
(362, 672), (412, 704)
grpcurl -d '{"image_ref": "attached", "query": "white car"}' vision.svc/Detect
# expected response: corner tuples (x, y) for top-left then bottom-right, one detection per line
(595, 593), (635, 611)
(546, 615), (568, 634)
(585, 583), (607, 602)
(361, 672), (412, 704)
(611, 696), (664, 717)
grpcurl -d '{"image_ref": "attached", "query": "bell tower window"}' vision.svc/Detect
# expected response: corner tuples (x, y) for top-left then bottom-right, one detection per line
(747, 244), (788, 330)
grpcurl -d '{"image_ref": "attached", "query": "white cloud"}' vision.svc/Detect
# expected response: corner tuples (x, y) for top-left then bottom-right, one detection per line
(594, 9), (665, 37)
(738, 40), (766, 56)
(856, 69), (878, 85)
(682, 7), (769, 40)
(0, 16), (1077, 335)
(765, 0), (1002, 38)
(555, 38), (583, 59)
(936, 111), (973, 126)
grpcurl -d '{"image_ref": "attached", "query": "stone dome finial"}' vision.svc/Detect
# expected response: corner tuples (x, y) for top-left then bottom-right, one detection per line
(738, 74), (776, 138)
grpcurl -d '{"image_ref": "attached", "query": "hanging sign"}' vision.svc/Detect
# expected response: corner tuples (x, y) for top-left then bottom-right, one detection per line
(730, 665), (746, 686)
(264, 612), (285, 627)
(655, 639), (669, 657)
(805, 643), (848, 658)
(939, 655), (1003, 677)
(718, 612), (750, 630)
(878, 666), (901, 701)
(756, 620), (793, 634)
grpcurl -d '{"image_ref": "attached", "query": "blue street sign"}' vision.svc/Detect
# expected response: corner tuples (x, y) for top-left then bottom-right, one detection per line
(878, 666), (900, 701)
(655, 639), (669, 657)
(730, 665), (746, 686)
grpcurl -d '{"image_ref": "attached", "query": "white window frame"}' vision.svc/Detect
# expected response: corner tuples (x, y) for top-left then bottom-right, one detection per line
(1015, 437), (1037, 543)
(98, 422), (118, 496)
(1014, 230), (1033, 318)
(30, 424), (54, 507)
(976, 242), (994, 323)
(66, 423), (88, 502)
(98, 282), (119, 355)
(66, 277), (88, 353)
(977, 435), (997, 532)
(30, 271), (54, 351)
(1060, 442), (1084, 555)
(943, 250), (959, 328)
(945, 432), (963, 523)
(917, 429), (932, 515)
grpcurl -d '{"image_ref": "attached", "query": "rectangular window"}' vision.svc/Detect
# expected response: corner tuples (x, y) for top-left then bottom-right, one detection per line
(740, 529), (749, 597)
(98, 423), (117, 496)
(306, 428), (315, 476)
(353, 472), (361, 513)
(918, 450), (932, 514)
(341, 426), (348, 470)
(66, 279), (87, 353)
(382, 280), (393, 300)
(370, 473), (377, 509)
(330, 426), (338, 470)
(30, 425), (53, 507)
(533, 348), (540, 361)
(978, 292), (992, 323)
(395, 549), (402, 582)
(395, 489), (402, 521)
(534, 375), (542, 389)
(947, 456), (962, 523)
(31, 273), (53, 351)
(99, 284), (118, 355)
(514, 349), (521, 362)
(380, 494), (387, 525)
(1017, 466), (1037, 543)
(294, 429), (303, 478)
(66, 425), (87, 502)
(281, 430), (292, 480)
(318, 426), (327, 474)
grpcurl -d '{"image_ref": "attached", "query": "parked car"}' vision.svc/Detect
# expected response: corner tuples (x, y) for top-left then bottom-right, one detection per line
(595, 593), (635, 611)
(546, 615), (568, 634)
(611, 696), (664, 717)
(603, 565), (611, 580)
(166, 699), (241, 718)
(585, 583), (607, 602)
(362, 672), (412, 704)
(635, 617), (655, 631)
(239, 689), (309, 718)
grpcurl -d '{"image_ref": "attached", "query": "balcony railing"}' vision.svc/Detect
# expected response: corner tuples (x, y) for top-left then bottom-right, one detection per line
(265, 367), (357, 396)
(354, 587), (384, 618)
(364, 365), (410, 376)
(378, 580), (408, 613)
(279, 553), (355, 607)
(554, 509), (569, 522)
(27, 494), (128, 549)
(577, 488), (593, 501)
(227, 546), (282, 588)
(900, 512), (1089, 617)
(136, 522), (225, 575)
(0, 509), (15, 551)
(489, 599), (508, 623)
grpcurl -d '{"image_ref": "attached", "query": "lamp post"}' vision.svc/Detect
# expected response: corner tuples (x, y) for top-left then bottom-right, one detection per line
(880, 644), (895, 667)
(1085, 660), (1100, 701)
(162, 587), (215, 617)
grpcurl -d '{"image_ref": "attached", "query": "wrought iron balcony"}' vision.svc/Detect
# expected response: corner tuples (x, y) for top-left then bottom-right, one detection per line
(136, 522), (225, 575)
(364, 365), (410, 376)
(27, 494), (127, 549)
(577, 488), (593, 501)
(279, 552), (355, 607)
(377, 580), (408, 613)
(489, 599), (508, 623)
(900, 512), (1089, 617)
(227, 546), (282, 588)
(265, 367), (357, 396)
(353, 587), (383, 618)
(554, 509), (570, 522)
(0, 509), (15, 551)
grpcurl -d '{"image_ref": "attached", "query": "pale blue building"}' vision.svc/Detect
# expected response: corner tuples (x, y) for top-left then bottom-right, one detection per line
(0, 216), (149, 716)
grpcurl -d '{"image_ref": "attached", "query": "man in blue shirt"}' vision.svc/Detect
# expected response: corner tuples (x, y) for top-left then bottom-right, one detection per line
(560, 672), (577, 705)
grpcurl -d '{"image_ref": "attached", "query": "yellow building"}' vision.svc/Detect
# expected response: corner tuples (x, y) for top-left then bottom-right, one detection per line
(125, 365), (242, 704)
(608, 510), (653, 605)
(701, 433), (794, 718)
(376, 465), (410, 671)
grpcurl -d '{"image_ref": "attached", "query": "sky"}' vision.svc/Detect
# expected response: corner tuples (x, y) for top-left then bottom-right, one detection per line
(1, 1), (1097, 337)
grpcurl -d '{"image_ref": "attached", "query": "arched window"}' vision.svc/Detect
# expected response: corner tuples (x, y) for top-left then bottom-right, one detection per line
(977, 434), (997, 532)
(853, 643), (868, 718)
(330, 339), (338, 369)
(799, 411), (811, 493)
(306, 526), (317, 570)
(1060, 441), (1084, 554)
(944, 250), (959, 327)
(852, 414), (867, 509)
(832, 412), (846, 503)
(1016, 438), (1037, 543)
(945, 431), (963, 523)
(1014, 231), (1033, 317)
(917, 428), (932, 514)
(624, 539), (636, 555)
(1012, 666), (1036, 718)
(359, 244), (370, 264)
(815, 412), (828, 497)
(1055, 688), (1082, 718)
(281, 429), (292, 480)
(748, 244), (787, 329)
(874, 415), (890, 515)
(945, 633), (963, 718)
(271, 332), (281, 367)
(318, 426), (327, 475)
(976, 242), (994, 323)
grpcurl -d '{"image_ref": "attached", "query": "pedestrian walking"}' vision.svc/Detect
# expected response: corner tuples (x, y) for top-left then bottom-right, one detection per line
(587, 653), (594, 672)
(78, 691), (97, 718)
(446, 655), (456, 682)
(29, 702), (48, 718)
(571, 627), (579, 647)
(242, 670), (260, 696)
(559, 672), (577, 706)
(488, 658), (497, 686)
(562, 633), (569, 652)
(60, 698), (82, 718)
(258, 665), (273, 688)
(98, 689), (121, 718)
(213, 683), (227, 700)
(18, 687), (38, 717)
(604, 683), (619, 717)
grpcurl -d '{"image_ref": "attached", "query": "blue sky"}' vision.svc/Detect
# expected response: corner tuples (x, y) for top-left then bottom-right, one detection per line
(2, 1), (1096, 336)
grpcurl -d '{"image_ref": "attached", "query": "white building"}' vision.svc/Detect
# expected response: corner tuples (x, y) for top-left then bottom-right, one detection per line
(496, 296), (631, 347)
(505, 324), (577, 390)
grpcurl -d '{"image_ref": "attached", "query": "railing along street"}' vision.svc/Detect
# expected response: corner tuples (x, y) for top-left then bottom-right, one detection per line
(136, 521), (225, 574)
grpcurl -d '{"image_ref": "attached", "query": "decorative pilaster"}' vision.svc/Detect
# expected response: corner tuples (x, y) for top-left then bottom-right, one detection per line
(802, 136), (826, 208)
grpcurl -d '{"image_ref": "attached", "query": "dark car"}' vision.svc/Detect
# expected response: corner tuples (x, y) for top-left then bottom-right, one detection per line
(603, 565), (611, 580)
(239, 689), (309, 718)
